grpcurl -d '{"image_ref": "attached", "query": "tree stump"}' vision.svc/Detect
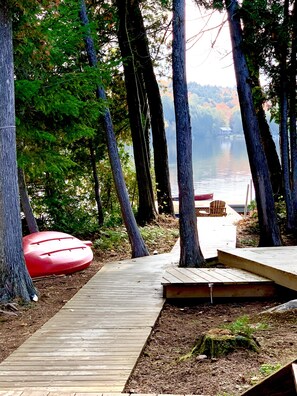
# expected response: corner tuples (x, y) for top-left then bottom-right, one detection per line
(188, 328), (260, 359)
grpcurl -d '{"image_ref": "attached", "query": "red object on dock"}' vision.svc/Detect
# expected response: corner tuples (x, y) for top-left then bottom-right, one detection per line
(23, 231), (93, 278)
(172, 193), (214, 201)
(194, 193), (213, 201)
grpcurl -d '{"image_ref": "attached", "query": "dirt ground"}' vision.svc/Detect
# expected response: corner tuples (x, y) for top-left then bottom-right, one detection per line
(125, 299), (297, 396)
(1, 215), (297, 396)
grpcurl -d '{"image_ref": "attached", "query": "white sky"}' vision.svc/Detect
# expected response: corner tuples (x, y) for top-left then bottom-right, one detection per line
(185, 0), (236, 87)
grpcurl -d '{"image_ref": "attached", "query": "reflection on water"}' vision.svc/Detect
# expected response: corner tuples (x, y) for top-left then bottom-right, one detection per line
(168, 136), (253, 204)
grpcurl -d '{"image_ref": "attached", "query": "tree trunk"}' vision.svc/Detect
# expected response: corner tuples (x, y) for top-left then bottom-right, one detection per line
(115, 0), (157, 225)
(225, 0), (282, 247)
(0, 2), (37, 302)
(88, 140), (104, 227)
(250, 76), (282, 198)
(18, 167), (39, 234)
(79, 0), (149, 257)
(256, 103), (282, 198)
(172, 0), (205, 267)
(288, 1), (297, 230)
(240, 3), (282, 198)
(135, 67), (151, 164)
(279, 0), (295, 231)
(131, 0), (175, 216)
(279, 63), (293, 227)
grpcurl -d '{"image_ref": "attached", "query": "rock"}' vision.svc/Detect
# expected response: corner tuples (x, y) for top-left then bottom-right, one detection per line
(262, 299), (297, 313)
(196, 354), (208, 360)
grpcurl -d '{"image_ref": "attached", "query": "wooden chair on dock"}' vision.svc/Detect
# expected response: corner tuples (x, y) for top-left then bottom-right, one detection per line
(195, 200), (227, 217)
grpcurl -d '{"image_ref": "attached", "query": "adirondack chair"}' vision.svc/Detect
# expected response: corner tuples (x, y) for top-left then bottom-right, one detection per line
(195, 200), (227, 217)
(209, 200), (227, 216)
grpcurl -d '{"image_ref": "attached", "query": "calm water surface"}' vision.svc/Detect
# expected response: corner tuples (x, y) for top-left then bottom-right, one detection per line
(168, 136), (253, 204)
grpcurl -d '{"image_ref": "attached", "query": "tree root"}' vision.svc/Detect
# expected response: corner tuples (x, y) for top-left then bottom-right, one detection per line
(0, 302), (19, 316)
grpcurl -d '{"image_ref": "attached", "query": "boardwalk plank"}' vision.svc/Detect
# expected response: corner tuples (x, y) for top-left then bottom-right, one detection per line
(1, 388), (123, 394)
(185, 268), (229, 283)
(165, 267), (195, 283)
(0, 374), (129, 380)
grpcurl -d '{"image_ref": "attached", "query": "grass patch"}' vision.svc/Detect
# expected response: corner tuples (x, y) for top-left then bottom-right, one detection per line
(93, 216), (179, 255)
(259, 362), (282, 376)
(222, 315), (268, 338)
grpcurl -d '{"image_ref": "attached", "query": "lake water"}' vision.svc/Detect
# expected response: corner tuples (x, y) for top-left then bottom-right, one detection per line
(168, 136), (253, 204)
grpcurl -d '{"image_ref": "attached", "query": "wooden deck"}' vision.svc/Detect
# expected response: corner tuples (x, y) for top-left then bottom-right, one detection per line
(162, 267), (276, 299)
(4, 208), (295, 395)
(163, 205), (255, 299)
(171, 205), (241, 259)
(0, 254), (174, 393)
(218, 246), (297, 292)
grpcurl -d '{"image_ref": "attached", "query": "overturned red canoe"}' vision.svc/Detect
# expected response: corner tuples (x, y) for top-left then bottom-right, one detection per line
(172, 193), (214, 201)
(194, 193), (213, 201)
(23, 231), (93, 278)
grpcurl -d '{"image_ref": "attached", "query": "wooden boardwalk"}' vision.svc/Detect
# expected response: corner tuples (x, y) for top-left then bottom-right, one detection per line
(0, 254), (174, 394)
(0, 208), (249, 395)
(171, 205), (241, 259)
(218, 246), (297, 292)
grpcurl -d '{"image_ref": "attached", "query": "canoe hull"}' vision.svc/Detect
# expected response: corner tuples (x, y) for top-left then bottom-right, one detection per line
(23, 231), (93, 278)
(172, 193), (213, 201)
(194, 193), (213, 201)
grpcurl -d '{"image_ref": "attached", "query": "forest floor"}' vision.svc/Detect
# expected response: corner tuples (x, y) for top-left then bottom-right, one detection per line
(1, 214), (297, 396)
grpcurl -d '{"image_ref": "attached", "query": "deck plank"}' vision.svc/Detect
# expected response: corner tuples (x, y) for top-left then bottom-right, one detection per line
(165, 267), (196, 283)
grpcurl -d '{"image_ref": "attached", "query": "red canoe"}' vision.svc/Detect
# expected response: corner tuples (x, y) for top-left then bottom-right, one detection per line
(194, 193), (213, 201)
(23, 231), (93, 278)
(172, 193), (213, 201)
